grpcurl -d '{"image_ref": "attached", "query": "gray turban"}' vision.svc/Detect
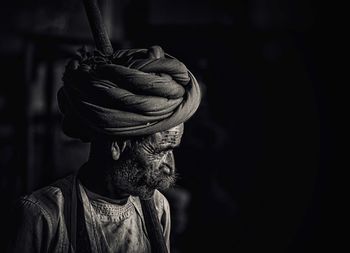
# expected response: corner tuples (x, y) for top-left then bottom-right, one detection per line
(57, 45), (201, 141)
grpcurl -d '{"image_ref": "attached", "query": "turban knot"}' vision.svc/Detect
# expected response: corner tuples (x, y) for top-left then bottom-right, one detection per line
(57, 45), (201, 141)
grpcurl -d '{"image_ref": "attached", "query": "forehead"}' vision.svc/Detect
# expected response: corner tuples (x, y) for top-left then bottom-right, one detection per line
(153, 124), (184, 147)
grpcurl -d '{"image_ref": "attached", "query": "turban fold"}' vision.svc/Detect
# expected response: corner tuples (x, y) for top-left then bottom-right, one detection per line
(57, 46), (201, 141)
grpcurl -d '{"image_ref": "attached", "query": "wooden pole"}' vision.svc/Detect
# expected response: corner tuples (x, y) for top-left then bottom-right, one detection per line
(82, 0), (114, 55)
(80, 1), (167, 252)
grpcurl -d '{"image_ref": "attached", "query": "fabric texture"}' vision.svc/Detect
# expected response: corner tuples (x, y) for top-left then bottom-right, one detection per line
(57, 45), (201, 141)
(7, 174), (171, 253)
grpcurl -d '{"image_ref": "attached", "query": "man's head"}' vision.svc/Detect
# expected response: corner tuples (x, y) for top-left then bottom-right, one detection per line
(58, 46), (200, 198)
(100, 124), (184, 199)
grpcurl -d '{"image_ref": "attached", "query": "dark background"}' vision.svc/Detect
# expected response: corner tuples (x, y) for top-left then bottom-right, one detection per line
(0, 0), (341, 252)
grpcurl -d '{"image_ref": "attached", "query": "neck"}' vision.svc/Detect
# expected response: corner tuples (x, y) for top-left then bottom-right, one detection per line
(78, 152), (130, 202)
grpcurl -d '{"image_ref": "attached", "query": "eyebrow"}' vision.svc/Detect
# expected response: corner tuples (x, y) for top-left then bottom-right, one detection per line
(155, 142), (180, 153)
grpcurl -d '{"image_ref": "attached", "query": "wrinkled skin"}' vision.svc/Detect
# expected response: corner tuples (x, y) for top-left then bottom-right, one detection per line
(109, 124), (184, 199)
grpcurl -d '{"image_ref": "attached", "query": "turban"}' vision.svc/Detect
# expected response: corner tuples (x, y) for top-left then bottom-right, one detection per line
(57, 46), (201, 142)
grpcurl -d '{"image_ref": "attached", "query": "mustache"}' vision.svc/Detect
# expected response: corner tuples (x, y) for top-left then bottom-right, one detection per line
(137, 170), (179, 190)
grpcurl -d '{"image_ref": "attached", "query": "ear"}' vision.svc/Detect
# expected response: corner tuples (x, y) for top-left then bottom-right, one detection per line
(111, 141), (127, 160)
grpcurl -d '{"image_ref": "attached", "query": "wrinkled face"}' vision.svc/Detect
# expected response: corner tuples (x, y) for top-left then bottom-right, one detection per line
(111, 124), (184, 199)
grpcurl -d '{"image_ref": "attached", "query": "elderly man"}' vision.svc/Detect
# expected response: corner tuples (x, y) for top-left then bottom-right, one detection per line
(8, 46), (200, 253)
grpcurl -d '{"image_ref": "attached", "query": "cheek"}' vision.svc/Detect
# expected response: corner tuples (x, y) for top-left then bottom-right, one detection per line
(137, 153), (164, 171)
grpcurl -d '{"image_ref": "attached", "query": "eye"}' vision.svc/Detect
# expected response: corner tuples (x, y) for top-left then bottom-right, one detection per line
(155, 149), (172, 156)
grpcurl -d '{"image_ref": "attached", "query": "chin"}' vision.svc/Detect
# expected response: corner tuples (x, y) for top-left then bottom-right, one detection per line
(157, 175), (176, 190)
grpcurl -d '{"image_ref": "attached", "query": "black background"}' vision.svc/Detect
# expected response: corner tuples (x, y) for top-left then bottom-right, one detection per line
(0, 0), (342, 252)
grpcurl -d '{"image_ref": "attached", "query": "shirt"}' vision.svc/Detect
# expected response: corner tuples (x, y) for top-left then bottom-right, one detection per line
(7, 174), (171, 253)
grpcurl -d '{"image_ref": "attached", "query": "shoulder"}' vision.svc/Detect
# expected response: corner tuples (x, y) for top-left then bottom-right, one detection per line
(129, 190), (170, 218)
(18, 174), (75, 221)
(153, 189), (170, 214)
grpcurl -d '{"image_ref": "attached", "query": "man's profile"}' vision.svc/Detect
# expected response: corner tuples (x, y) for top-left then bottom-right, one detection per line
(8, 45), (201, 253)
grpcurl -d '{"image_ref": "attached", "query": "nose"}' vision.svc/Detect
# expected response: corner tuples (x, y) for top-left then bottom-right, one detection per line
(164, 151), (175, 171)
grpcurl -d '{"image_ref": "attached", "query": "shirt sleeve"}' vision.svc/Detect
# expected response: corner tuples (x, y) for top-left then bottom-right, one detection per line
(7, 198), (54, 253)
